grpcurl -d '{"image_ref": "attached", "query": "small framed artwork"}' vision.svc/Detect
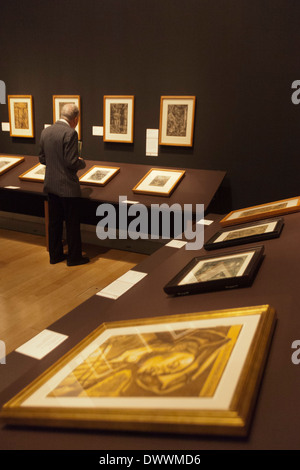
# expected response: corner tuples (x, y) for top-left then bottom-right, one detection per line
(132, 168), (185, 197)
(159, 96), (196, 147)
(204, 218), (284, 251)
(163, 245), (264, 296)
(220, 196), (300, 227)
(103, 95), (134, 143)
(8, 95), (34, 138)
(19, 163), (45, 182)
(0, 155), (25, 176)
(79, 165), (120, 186)
(0, 305), (276, 437)
(53, 95), (81, 139)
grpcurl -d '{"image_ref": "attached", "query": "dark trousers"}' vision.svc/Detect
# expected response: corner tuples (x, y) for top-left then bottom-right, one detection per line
(47, 193), (83, 263)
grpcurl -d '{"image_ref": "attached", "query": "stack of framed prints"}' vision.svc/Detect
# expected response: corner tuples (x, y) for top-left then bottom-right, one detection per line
(220, 196), (300, 227)
(159, 96), (196, 147)
(19, 163), (45, 182)
(7, 95), (34, 138)
(163, 246), (264, 296)
(0, 155), (24, 176)
(0, 305), (276, 437)
(79, 165), (120, 186)
(103, 95), (134, 143)
(132, 168), (185, 197)
(204, 218), (284, 251)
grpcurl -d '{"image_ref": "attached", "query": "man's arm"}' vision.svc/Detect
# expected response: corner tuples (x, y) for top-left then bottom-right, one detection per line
(64, 131), (86, 171)
(38, 134), (46, 165)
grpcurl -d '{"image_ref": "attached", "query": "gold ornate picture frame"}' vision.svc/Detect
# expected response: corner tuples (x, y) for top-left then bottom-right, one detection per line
(53, 95), (81, 139)
(0, 305), (276, 437)
(103, 95), (134, 143)
(8, 95), (34, 138)
(159, 96), (196, 147)
(19, 163), (45, 182)
(0, 155), (25, 176)
(132, 168), (185, 197)
(220, 196), (300, 227)
(79, 165), (120, 186)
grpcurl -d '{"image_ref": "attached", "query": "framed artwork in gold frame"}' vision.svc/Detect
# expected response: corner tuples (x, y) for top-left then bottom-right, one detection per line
(8, 95), (34, 138)
(103, 95), (134, 143)
(0, 155), (25, 176)
(159, 96), (196, 147)
(79, 165), (120, 186)
(220, 196), (300, 227)
(132, 168), (185, 197)
(0, 305), (276, 437)
(53, 95), (81, 139)
(19, 163), (45, 182)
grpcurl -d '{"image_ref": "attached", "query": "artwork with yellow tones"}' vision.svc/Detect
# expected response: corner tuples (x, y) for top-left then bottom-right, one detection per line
(8, 95), (34, 138)
(0, 305), (276, 437)
(49, 325), (241, 399)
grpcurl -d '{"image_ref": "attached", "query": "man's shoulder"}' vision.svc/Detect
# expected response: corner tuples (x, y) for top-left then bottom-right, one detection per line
(42, 121), (75, 138)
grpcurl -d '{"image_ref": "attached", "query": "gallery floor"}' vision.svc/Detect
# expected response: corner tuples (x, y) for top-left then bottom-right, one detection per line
(0, 228), (147, 355)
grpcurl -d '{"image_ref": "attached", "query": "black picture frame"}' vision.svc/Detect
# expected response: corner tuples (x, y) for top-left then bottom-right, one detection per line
(204, 218), (284, 251)
(163, 245), (264, 296)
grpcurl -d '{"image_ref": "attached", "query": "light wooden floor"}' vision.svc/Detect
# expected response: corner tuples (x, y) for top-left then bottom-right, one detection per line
(0, 229), (147, 355)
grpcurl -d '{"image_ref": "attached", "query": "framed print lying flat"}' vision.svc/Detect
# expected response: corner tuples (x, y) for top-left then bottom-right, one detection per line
(103, 95), (134, 143)
(133, 168), (185, 197)
(204, 218), (284, 251)
(53, 95), (81, 139)
(0, 155), (25, 176)
(220, 196), (300, 227)
(79, 165), (120, 186)
(8, 95), (34, 138)
(0, 305), (276, 437)
(19, 163), (45, 182)
(159, 96), (196, 147)
(163, 245), (264, 296)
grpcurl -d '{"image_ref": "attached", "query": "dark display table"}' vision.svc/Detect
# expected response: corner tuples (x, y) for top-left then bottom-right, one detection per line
(0, 210), (300, 450)
(0, 154), (226, 211)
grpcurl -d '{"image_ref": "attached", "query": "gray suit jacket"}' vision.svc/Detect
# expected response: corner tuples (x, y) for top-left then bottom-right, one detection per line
(39, 120), (86, 197)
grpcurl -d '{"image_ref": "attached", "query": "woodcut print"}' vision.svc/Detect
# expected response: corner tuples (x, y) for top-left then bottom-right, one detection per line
(14, 102), (29, 129)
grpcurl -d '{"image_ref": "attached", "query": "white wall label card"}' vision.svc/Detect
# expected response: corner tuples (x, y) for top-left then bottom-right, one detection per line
(146, 128), (159, 156)
(97, 270), (148, 300)
(1, 122), (10, 132)
(15, 329), (68, 360)
(92, 126), (104, 136)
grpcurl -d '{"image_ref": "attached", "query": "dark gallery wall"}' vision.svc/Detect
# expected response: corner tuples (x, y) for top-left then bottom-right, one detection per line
(0, 0), (300, 212)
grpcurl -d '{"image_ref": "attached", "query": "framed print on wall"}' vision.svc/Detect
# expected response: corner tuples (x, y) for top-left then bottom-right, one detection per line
(53, 95), (81, 139)
(8, 95), (34, 138)
(103, 95), (134, 143)
(163, 245), (264, 296)
(159, 96), (196, 147)
(0, 155), (25, 176)
(79, 165), (120, 186)
(19, 163), (45, 182)
(204, 218), (284, 251)
(132, 168), (185, 197)
(220, 196), (300, 227)
(0, 305), (276, 437)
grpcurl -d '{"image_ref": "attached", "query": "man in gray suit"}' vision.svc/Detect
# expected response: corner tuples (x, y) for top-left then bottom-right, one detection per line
(39, 103), (89, 266)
